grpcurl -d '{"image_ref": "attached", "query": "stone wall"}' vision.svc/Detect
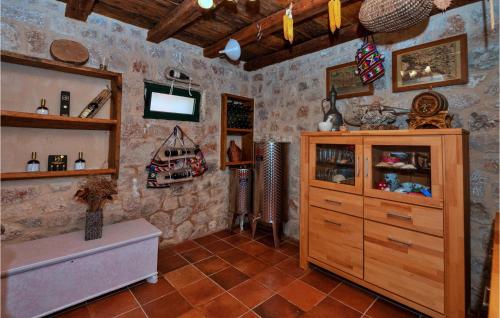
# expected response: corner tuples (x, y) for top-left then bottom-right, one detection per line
(0, 0), (251, 246)
(250, 2), (499, 307)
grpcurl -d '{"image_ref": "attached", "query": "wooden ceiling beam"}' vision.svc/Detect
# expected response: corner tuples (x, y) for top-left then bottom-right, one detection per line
(203, 0), (357, 58)
(65, 0), (96, 21)
(147, 0), (223, 43)
(244, 0), (481, 71)
(244, 23), (366, 71)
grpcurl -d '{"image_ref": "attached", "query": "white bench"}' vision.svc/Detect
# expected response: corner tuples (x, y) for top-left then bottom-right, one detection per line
(1, 218), (161, 318)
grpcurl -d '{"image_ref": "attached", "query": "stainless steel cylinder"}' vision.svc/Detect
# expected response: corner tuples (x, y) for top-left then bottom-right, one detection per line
(253, 140), (288, 224)
(229, 168), (252, 216)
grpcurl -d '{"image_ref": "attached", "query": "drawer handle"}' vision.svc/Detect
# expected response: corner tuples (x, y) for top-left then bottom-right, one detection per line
(325, 199), (342, 205)
(387, 212), (412, 221)
(355, 157), (359, 177)
(325, 219), (342, 226)
(364, 158), (368, 177)
(483, 286), (490, 307)
(388, 236), (412, 247)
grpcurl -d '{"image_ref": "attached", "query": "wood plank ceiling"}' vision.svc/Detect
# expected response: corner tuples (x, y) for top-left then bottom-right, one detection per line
(59, 0), (478, 71)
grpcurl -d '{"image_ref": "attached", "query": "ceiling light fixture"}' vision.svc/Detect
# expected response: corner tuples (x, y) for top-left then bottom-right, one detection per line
(197, 0), (214, 9)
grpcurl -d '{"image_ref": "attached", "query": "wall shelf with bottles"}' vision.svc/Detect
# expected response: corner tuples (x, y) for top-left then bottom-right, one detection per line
(1, 110), (118, 130)
(220, 93), (254, 170)
(1, 169), (116, 181)
(0, 51), (122, 181)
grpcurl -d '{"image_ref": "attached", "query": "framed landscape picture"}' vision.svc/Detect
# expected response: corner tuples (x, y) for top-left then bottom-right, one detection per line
(326, 61), (374, 99)
(392, 34), (468, 92)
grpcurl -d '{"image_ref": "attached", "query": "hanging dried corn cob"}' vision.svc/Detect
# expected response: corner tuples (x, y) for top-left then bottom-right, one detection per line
(283, 3), (294, 44)
(283, 12), (289, 41)
(335, 0), (341, 28)
(328, 0), (336, 33)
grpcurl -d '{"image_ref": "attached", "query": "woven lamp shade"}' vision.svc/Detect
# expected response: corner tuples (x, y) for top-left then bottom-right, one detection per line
(359, 0), (433, 33)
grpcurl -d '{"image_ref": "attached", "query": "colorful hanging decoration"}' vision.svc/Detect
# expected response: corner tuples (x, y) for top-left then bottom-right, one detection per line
(283, 3), (294, 44)
(354, 36), (385, 85)
(328, 0), (341, 33)
(433, 0), (452, 11)
(146, 126), (207, 188)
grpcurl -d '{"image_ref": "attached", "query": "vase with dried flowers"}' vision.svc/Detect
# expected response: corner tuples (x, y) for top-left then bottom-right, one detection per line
(74, 177), (117, 241)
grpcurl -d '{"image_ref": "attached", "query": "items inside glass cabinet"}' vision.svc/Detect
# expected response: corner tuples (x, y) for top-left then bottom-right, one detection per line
(371, 145), (432, 197)
(315, 144), (356, 185)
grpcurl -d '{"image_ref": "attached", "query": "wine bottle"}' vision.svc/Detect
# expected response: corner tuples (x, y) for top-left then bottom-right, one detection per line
(26, 152), (40, 172)
(60, 91), (70, 116)
(79, 102), (98, 118)
(36, 99), (49, 115)
(74, 152), (86, 170)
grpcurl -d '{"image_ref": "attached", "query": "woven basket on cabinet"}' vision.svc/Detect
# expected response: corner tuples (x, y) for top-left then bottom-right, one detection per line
(359, 0), (433, 33)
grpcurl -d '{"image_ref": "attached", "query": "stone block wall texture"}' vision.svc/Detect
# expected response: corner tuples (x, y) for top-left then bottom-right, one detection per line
(0, 0), (251, 246)
(250, 2), (499, 307)
(1, 0), (498, 310)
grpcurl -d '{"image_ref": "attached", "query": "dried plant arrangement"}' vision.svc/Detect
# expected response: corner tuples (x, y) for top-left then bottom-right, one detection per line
(74, 177), (117, 241)
(74, 177), (117, 212)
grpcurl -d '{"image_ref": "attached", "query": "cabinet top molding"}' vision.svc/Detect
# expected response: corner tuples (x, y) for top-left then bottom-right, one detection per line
(301, 128), (469, 137)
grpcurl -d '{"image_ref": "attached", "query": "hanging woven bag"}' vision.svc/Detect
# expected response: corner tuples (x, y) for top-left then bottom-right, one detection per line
(358, 0), (433, 33)
(355, 35), (385, 85)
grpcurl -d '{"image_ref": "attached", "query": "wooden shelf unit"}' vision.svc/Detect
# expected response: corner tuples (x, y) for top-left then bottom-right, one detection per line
(226, 128), (253, 135)
(220, 93), (254, 170)
(1, 110), (117, 130)
(1, 51), (122, 180)
(225, 160), (254, 166)
(1, 169), (117, 181)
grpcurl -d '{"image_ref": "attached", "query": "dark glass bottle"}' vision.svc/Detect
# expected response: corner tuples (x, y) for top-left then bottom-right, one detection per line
(36, 98), (49, 115)
(26, 152), (40, 172)
(74, 152), (86, 170)
(79, 102), (99, 118)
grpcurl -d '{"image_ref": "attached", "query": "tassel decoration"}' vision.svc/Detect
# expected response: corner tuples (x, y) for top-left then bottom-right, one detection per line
(433, 0), (452, 11)
(490, 0), (495, 31)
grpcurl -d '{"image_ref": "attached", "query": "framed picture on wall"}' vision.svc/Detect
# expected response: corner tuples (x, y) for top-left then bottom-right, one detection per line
(392, 34), (468, 93)
(326, 61), (374, 99)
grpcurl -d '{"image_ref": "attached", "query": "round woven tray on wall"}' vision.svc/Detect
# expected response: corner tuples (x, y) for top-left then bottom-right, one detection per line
(359, 0), (433, 33)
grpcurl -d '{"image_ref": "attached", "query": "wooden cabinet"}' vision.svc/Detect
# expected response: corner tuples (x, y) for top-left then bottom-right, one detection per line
(309, 187), (363, 217)
(308, 136), (363, 194)
(363, 135), (444, 208)
(300, 129), (469, 318)
(364, 220), (444, 313)
(308, 206), (363, 278)
(364, 197), (443, 236)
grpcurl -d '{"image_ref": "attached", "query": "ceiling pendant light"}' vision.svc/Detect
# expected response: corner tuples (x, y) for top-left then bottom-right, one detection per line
(219, 38), (241, 61)
(198, 0), (214, 9)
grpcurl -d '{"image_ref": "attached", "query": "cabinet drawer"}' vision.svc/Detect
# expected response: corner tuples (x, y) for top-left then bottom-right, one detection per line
(309, 187), (363, 217)
(364, 198), (443, 237)
(364, 220), (444, 313)
(308, 206), (363, 278)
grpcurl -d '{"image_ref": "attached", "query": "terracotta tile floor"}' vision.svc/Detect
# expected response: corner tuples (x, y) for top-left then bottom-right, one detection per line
(53, 228), (426, 318)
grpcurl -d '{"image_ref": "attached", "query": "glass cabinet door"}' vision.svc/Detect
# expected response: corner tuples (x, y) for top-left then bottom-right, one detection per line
(309, 136), (363, 194)
(363, 136), (443, 208)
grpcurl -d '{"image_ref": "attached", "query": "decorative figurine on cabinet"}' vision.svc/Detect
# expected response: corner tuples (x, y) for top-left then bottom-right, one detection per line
(408, 90), (453, 129)
(321, 85), (343, 131)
